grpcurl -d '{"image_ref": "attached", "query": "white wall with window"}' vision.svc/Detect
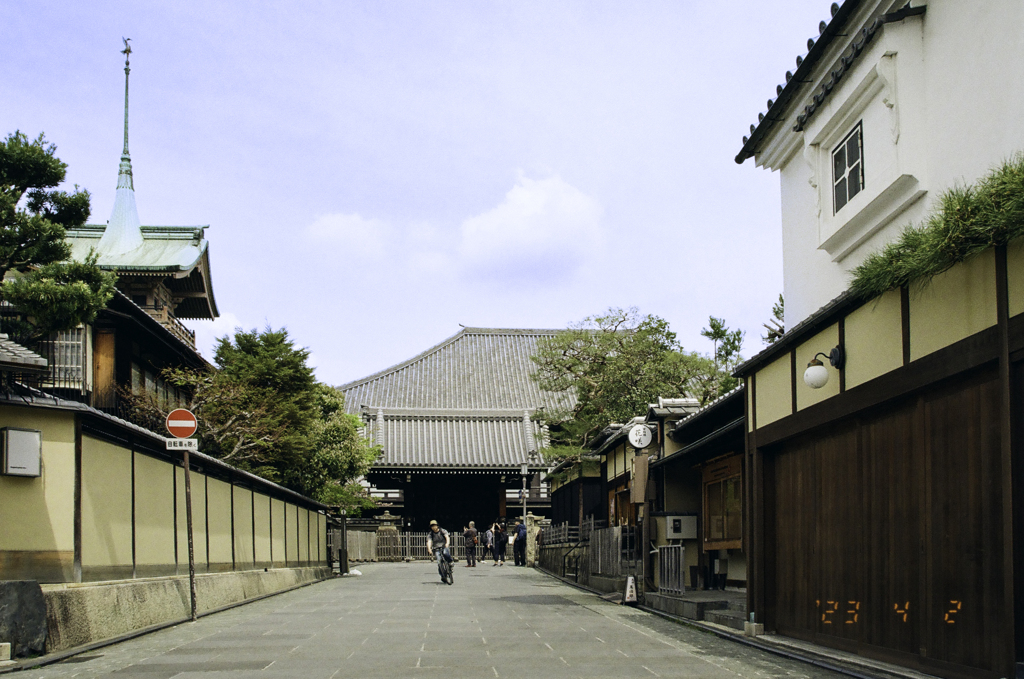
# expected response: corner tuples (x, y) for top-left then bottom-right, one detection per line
(756, 0), (1024, 327)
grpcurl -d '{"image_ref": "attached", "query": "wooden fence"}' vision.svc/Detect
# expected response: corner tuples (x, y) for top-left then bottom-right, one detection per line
(375, 532), (473, 561)
(589, 525), (641, 578)
(347, 531), (378, 562)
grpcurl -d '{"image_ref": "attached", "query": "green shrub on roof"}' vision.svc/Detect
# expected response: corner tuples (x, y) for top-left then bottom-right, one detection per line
(851, 153), (1024, 299)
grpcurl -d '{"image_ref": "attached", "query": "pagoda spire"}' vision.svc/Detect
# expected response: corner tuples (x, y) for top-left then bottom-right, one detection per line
(98, 37), (144, 256)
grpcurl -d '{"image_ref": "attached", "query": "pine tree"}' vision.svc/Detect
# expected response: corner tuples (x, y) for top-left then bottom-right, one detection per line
(0, 131), (116, 342)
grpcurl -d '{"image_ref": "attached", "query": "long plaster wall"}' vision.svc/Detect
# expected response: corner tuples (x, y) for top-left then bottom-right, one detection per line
(0, 407), (328, 584)
(752, 248), (1007, 423)
(0, 407), (76, 582)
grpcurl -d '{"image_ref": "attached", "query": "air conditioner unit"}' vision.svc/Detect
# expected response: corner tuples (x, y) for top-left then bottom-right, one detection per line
(1, 428), (42, 477)
(665, 515), (696, 540)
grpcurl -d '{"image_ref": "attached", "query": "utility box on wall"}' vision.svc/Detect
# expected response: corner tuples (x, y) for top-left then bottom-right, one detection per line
(1, 428), (42, 477)
(665, 515), (697, 540)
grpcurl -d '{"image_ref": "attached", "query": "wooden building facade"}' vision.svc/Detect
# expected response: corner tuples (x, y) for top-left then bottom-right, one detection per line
(736, 247), (1024, 678)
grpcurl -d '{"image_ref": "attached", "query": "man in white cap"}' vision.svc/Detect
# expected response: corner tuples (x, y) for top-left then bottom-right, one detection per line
(426, 520), (452, 569)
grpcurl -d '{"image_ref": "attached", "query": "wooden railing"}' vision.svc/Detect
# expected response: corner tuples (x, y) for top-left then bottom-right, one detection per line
(375, 531), (469, 561)
(542, 522), (579, 545)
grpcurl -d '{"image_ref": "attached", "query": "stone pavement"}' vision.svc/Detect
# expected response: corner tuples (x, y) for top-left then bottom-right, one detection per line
(12, 563), (846, 679)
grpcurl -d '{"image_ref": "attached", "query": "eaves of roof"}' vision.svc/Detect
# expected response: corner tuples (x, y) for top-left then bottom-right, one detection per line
(68, 225), (210, 272)
(0, 334), (48, 372)
(735, 1), (925, 165)
(652, 417), (745, 470)
(669, 385), (745, 441)
(591, 425), (629, 457)
(370, 414), (543, 468)
(732, 290), (861, 378)
(0, 387), (329, 511)
(109, 290), (213, 371)
(546, 453), (601, 477)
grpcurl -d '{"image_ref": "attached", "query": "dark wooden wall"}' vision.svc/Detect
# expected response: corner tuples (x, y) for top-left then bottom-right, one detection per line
(769, 366), (1009, 677)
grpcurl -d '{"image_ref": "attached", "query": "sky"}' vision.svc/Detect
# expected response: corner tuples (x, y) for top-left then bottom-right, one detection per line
(2, 1), (830, 386)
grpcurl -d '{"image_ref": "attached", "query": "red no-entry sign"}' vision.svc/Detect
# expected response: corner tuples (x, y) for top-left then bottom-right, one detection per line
(166, 409), (198, 438)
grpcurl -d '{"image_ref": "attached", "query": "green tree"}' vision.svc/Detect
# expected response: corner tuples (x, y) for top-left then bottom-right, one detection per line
(762, 294), (785, 345)
(0, 131), (116, 342)
(126, 327), (380, 514)
(299, 383), (380, 508)
(530, 308), (715, 457)
(700, 316), (745, 397)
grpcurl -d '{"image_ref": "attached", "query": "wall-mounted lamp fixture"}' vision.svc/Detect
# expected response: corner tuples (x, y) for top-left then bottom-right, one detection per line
(804, 346), (844, 389)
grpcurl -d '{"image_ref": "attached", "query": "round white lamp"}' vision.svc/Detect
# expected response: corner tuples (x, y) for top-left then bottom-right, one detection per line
(803, 346), (845, 389)
(803, 358), (830, 389)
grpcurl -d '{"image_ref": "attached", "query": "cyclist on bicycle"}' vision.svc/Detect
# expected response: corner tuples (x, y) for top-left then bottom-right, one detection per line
(426, 520), (453, 571)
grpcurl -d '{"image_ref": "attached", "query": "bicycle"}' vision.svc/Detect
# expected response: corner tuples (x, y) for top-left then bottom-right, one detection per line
(433, 547), (454, 585)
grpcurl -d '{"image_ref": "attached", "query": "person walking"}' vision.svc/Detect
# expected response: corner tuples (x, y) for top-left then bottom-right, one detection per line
(484, 525), (494, 563)
(513, 520), (527, 566)
(463, 521), (478, 567)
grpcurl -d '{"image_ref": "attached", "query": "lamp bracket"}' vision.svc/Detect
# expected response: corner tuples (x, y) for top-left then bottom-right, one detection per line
(813, 346), (845, 370)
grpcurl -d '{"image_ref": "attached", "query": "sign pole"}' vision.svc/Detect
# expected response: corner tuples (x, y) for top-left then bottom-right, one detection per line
(184, 447), (197, 621)
(166, 409), (200, 622)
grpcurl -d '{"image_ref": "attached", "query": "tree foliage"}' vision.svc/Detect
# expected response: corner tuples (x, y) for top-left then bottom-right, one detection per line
(0, 131), (116, 342)
(762, 294), (785, 345)
(701, 316), (744, 388)
(123, 327), (380, 513)
(851, 153), (1024, 298)
(530, 308), (742, 455)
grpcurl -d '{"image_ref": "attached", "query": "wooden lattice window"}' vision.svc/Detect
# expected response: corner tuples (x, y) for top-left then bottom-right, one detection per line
(703, 455), (742, 550)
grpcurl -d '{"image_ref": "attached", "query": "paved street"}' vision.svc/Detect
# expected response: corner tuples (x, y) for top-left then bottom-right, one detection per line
(17, 564), (844, 679)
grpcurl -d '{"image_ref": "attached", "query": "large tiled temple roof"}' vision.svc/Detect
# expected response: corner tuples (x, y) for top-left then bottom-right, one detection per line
(340, 328), (576, 413)
(342, 328), (575, 470)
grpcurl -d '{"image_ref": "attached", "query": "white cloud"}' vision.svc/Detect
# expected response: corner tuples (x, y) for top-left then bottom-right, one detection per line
(458, 174), (605, 283)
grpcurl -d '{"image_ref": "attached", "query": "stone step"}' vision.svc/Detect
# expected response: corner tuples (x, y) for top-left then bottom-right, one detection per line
(727, 598), (747, 612)
(704, 607), (747, 631)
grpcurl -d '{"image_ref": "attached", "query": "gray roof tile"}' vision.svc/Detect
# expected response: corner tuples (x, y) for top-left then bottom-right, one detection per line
(343, 328), (573, 469)
(0, 334), (48, 372)
(340, 328), (575, 413)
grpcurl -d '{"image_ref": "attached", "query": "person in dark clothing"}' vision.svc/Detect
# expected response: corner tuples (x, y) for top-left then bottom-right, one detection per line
(483, 525), (494, 562)
(463, 521), (478, 567)
(513, 520), (527, 566)
(492, 522), (507, 566)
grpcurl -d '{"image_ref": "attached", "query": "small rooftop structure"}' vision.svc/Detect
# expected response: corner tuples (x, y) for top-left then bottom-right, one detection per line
(66, 40), (218, 330)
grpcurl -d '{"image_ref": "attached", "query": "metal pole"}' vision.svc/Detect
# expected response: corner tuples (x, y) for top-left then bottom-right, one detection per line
(183, 449), (197, 621)
(521, 462), (528, 566)
(522, 473), (527, 525)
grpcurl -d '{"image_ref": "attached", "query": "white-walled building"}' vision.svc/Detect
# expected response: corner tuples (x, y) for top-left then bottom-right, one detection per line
(737, 0), (1024, 327)
(733, 3), (1024, 676)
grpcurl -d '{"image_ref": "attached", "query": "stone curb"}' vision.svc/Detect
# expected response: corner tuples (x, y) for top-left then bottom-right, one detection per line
(533, 567), (937, 679)
(0, 575), (335, 675)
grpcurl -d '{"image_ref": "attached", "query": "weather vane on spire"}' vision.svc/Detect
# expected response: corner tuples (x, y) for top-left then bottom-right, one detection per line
(118, 38), (134, 184)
